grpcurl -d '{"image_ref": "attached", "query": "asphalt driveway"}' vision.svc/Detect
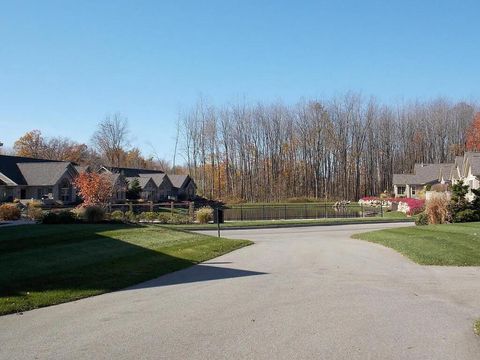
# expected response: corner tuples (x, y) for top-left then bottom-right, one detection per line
(1, 223), (479, 359)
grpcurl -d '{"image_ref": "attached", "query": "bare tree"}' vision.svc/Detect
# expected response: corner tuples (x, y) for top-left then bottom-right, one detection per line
(179, 95), (478, 202)
(91, 113), (130, 167)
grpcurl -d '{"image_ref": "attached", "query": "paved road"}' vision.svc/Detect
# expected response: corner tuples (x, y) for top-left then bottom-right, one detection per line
(1, 223), (479, 359)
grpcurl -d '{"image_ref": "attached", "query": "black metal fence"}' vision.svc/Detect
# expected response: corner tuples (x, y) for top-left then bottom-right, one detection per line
(107, 202), (384, 221)
(109, 202), (192, 215)
(223, 203), (383, 221)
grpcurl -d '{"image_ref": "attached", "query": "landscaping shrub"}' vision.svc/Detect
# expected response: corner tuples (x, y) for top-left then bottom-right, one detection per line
(83, 206), (105, 223)
(0, 203), (21, 221)
(140, 212), (157, 223)
(195, 207), (213, 224)
(72, 206), (86, 219)
(110, 210), (124, 221)
(157, 213), (171, 224)
(42, 211), (76, 224)
(415, 212), (429, 226)
(42, 212), (60, 224)
(430, 183), (449, 192)
(398, 198), (425, 215)
(379, 191), (394, 199)
(26, 200), (43, 221)
(57, 210), (76, 224)
(27, 206), (43, 221)
(425, 195), (450, 224)
(448, 180), (470, 221)
(168, 213), (192, 224)
(124, 210), (137, 223)
(26, 199), (43, 208)
(453, 209), (480, 223)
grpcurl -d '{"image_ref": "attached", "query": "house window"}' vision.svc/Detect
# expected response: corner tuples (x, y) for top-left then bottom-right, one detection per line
(60, 179), (71, 202)
(397, 186), (406, 195)
(411, 187), (416, 196)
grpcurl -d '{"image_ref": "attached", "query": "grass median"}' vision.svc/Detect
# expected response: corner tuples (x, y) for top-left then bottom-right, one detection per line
(352, 222), (480, 266)
(0, 224), (252, 315)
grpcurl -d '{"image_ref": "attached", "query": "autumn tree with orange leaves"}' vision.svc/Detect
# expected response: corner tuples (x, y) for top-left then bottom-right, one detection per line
(74, 173), (114, 207)
(466, 113), (480, 151)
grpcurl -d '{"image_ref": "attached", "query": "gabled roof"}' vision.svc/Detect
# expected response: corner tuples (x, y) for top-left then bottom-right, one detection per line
(415, 163), (454, 184)
(74, 165), (90, 174)
(126, 176), (155, 189)
(0, 154), (62, 185)
(107, 172), (127, 186)
(17, 162), (76, 186)
(467, 157), (480, 176)
(102, 166), (164, 177)
(139, 173), (171, 187)
(393, 163), (454, 185)
(451, 156), (464, 180)
(168, 174), (192, 189)
(392, 174), (415, 185)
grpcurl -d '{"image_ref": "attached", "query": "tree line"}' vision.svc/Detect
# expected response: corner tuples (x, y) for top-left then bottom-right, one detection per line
(180, 94), (479, 202)
(8, 113), (177, 172)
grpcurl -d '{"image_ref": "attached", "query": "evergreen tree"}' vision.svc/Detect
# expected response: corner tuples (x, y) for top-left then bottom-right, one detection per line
(126, 178), (142, 200)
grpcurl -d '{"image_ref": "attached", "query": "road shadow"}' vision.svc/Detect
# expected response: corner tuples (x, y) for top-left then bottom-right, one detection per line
(128, 264), (266, 289)
(0, 223), (265, 300)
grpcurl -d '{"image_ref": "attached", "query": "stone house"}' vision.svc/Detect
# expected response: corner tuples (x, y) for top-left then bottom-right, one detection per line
(393, 152), (480, 200)
(139, 173), (175, 201)
(168, 174), (196, 200)
(392, 163), (454, 198)
(101, 166), (196, 201)
(125, 176), (158, 201)
(450, 152), (480, 201)
(0, 155), (78, 203)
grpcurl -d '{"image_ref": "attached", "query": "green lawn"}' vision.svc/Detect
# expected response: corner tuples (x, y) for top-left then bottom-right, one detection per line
(352, 222), (480, 266)
(475, 320), (480, 335)
(167, 213), (412, 230)
(0, 224), (252, 315)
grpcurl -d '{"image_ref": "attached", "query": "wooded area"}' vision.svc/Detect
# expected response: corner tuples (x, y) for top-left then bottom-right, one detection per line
(180, 95), (478, 201)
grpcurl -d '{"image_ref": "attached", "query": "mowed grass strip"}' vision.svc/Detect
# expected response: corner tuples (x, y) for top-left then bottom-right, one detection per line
(0, 224), (252, 315)
(352, 222), (480, 266)
(167, 212), (412, 230)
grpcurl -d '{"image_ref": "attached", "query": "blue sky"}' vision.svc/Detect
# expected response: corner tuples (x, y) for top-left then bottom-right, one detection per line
(0, 0), (479, 161)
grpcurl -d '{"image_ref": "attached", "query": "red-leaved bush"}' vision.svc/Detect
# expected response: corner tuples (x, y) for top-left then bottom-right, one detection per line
(360, 196), (425, 215)
(74, 173), (114, 207)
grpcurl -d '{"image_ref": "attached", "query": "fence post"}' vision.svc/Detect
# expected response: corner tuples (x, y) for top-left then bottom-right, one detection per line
(284, 204), (287, 220)
(262, 205), (265, 220)
(216, 208), (220, 238)
(129, 202), (133, 212)
(189, 201), (194, 221)
(150, 201), (153, 212)
(171, 201), (174, 215)
(304, 204), (307, 219)
(361, 203), (364, 217)
(381, 204), (384, 217)
(240, 205), (243, 221)
(324, 202), (327, 218)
